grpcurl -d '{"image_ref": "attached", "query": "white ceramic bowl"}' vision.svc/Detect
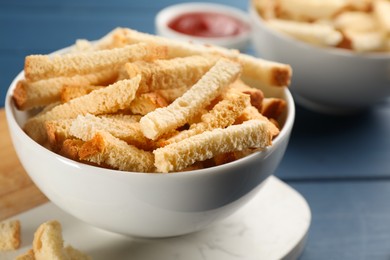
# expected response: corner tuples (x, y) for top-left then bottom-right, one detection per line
(5, 54), (294, 238)
(155, 2), (251, 51)
(249, 3), (390, 114)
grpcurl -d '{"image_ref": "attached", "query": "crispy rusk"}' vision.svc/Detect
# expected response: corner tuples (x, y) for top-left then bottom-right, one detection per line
(261, 97), (287, 120)
(345, 0), (373, 12)
(161, 89), (250, 146)
(333, 11), (378, 32)
(13, 69), (115, 111)
(32, 220), (67, 259)
(70, 113), (155, 151)
(343, 29), (385, 52)
(230, 79), (264, 110)
(253, 0), (278, 20)
(236, 105), (280, 137)
(24, 43), (167, 82)
(0, 219), (20, 251)
(70, 27), (130, 52)
(266, 19), (343, 46)
(155, 86), (191, 103)
(59, 139), (85, 161)
(154, 120), (272, 173)
(125, 55), (219, 93)
(32, 220), (90, 260)
(140, 58), (242, 140)
(78, 131), (155, 172)
(45, 119), (74, 150)
(15, 249), (35, 260)
(120, 28), (291, 87)
(24, 77), (141, 144)
(277, 0), (347, 21)
(128, 92), (168, 115)
(60, 85), (103, 103)
(374, 0), (390, 34)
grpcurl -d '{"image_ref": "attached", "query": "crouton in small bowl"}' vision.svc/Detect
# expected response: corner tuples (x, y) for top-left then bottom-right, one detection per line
(5, 28), (295, 238)
(250, 0), (390, 114)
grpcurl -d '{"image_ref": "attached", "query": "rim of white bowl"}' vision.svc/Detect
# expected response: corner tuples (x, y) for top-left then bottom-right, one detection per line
(155, 2), (252, 47)
(248, 2), (390, 60)
(5, 46), (295, 177)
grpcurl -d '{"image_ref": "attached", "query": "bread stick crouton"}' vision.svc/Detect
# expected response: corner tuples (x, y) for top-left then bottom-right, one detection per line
(129, 92), (168, 115)
(140, 58), (242, 140)
(78, 131), (155, 172)
(60, 85), (103, 103)
(25, 43), (167, 82)
(374, 0), (390, 34)
(70, 113), (155, 150)
(13, 68), (118, 111)
(236, 105), (280, 137)
(161, 89), (250, 145)
(0, 219), (21, 251)
(121, 28), (292, 87)
(24, 76), (141, 144)
(125, 55), (219, 93)
(154, 119), (272, 172)
(266, 19), (343, 47)
(31, 220), (91, 260)
(32, 220), (66, 259)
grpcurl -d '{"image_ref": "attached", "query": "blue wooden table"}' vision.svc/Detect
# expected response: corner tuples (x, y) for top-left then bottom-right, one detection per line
(1, 1), (390, 259)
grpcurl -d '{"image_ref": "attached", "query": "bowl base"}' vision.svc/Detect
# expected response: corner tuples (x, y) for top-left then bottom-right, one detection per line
(3, 176), (311, 260)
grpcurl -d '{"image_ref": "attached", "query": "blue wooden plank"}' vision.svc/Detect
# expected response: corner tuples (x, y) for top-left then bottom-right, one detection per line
(0, 13), (157, 51)
(0, 0), (248, 11)
(290, 180), (390, 260)
(275, 99), (390, 180)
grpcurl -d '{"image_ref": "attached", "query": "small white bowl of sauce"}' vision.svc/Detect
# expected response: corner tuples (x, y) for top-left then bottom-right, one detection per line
(155, 2), (251, 51)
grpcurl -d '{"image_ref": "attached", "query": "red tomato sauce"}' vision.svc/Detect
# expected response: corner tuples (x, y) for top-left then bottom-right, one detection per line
(168, 12), (249, 38)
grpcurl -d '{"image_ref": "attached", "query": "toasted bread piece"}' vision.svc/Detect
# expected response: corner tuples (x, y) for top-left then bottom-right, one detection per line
(70, 27), (130, 52)
(236, 105), (280, 137)
(343, 29), (385, 52)
(79, 131), (155, 172)
(155, 85), (192, 103)
(277, 0), (347, 21)
(154, 119), (272, 172)
(0, 219), (21, 251)
(13, 68), (115, 111)
(140, 58), (242, 140)
(266, 19), (343, 46)
(33, 220), (66, 259)
(25, 43), (167, 81)
(261, 97), (287, 120)
(345, 0), (373, 12)
(32, 220), (91, 260)
(333, 11), (378, 32)
(129, 92), (168, 115)
(161, 89), (250, 145)
(12, 80), (61, 111)
(100, 113), (141, 123)
(70, 113), (155, 150)
(59, 139), (85, 161)
(120, 28), (291, 87)
(374, 0), (390, 33)
(253, 0), (278, 20)
(230, 79), (264, 110)
(60, 85), (103, 103)
(63, 245), (91, 260)
(15, 249), (35, 260)
(24, 77), (141, 144)
(45, 119), (74, 150)
(125, 55), (219, 93)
